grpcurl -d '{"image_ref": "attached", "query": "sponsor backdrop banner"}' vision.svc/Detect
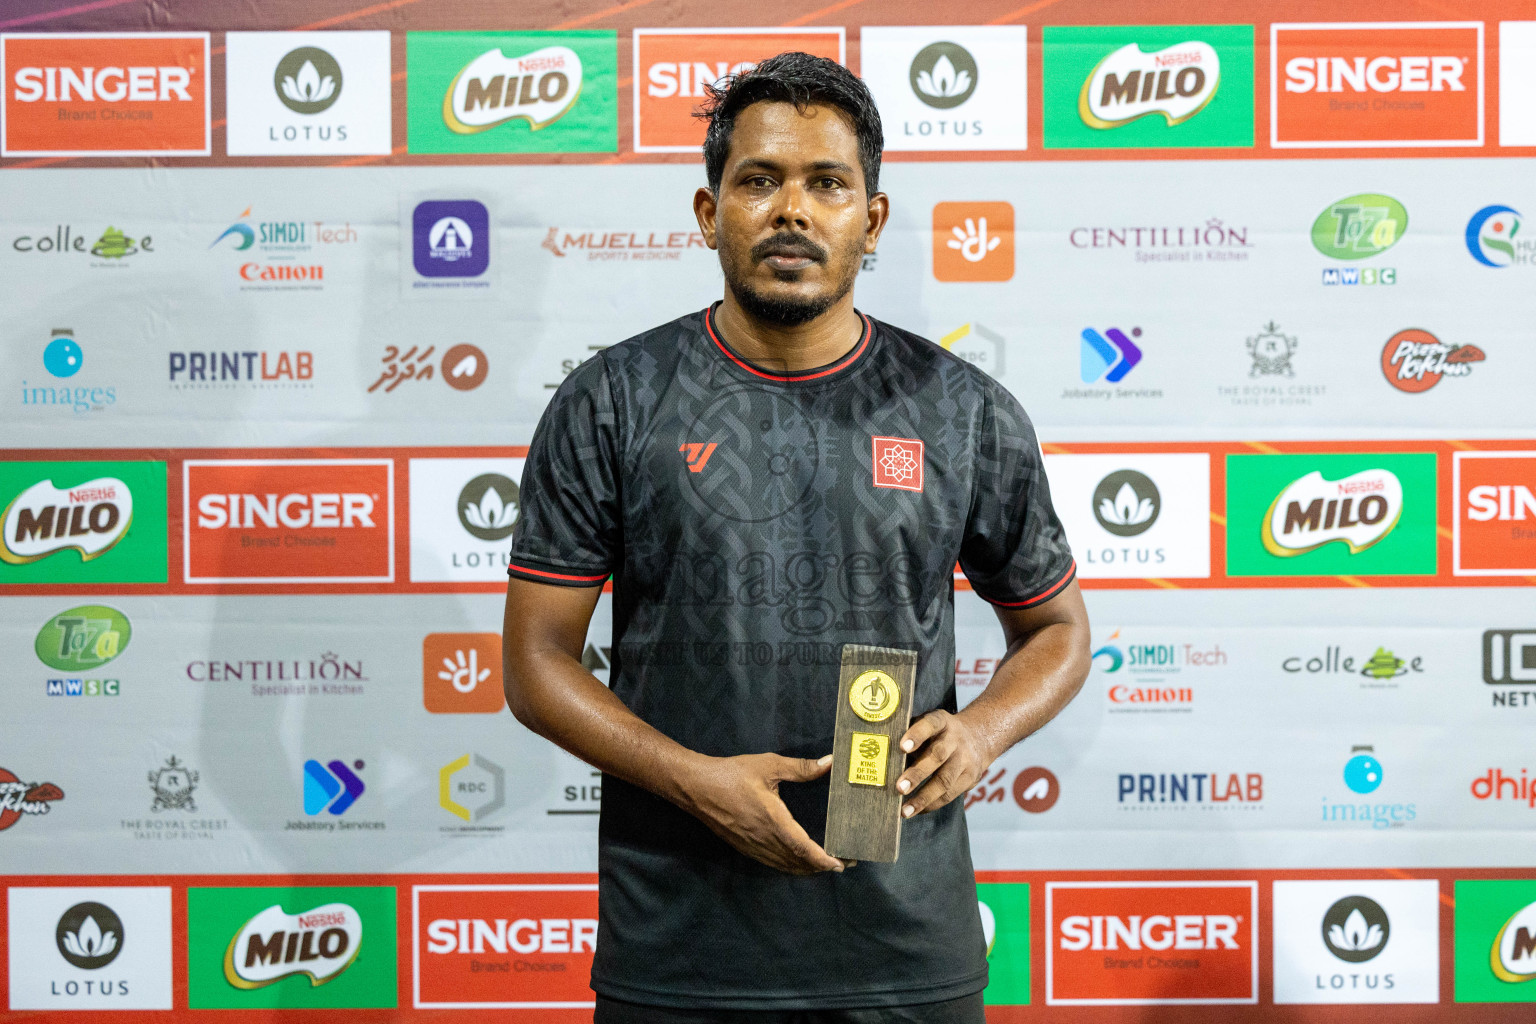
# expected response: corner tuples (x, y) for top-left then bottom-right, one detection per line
(2, 0), (1535, 1020)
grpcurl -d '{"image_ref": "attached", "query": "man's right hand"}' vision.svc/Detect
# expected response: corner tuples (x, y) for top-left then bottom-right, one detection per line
(680, 753), (847, 875)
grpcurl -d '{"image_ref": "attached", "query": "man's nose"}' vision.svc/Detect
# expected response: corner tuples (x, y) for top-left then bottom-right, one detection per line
(770, 181), (811, 232)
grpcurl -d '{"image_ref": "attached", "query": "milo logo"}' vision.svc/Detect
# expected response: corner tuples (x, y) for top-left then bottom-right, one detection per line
(1, 476), (131, 565)
(35, 605), (132, 671)
(224, 902), (363, 989)
(1312, 194), (1408, 260)
(1263, 469), (1403, 557)
(444, 45), (583, 134)
(1079, 40), (1220, 128)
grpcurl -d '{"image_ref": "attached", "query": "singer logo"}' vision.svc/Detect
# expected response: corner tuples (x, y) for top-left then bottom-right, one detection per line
(1047, 882), (1257, 1004)
(183, 459), (394, 584)
(1271, 22), (1483, 147)
(412, 884), (598, 1008)
(1454, 452), (1536, 575)
(632, 29), (843, 151)
(1, 33), (211, 156)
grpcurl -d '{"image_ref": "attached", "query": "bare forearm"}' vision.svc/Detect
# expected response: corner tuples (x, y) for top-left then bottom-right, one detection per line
(955, 618), (1090, 764)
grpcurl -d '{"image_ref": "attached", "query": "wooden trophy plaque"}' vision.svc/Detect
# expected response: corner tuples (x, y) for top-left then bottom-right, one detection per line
(824, 644), (918, 863)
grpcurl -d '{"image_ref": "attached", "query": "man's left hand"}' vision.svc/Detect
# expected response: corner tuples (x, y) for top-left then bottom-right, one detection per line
(894, 710), (992, 818)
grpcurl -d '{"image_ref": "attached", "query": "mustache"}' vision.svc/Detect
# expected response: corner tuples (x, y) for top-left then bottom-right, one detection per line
(750, 233), (826, 263)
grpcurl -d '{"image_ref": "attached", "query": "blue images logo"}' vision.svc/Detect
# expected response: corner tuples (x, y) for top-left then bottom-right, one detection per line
(1465, 205), (1524, 268)
(43, 330), (83, 378)
(412, 200), (489, 278)
(303, 758), (366, 815)
(1343, 746), (1383, 795)
(1080, 326), (1142, 382)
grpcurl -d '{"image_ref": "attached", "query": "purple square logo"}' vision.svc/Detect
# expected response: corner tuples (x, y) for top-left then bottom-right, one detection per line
(412, 200), (489, 278)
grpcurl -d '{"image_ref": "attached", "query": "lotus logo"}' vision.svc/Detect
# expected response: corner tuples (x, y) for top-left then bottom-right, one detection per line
(443, 45), (583, 134)
(1079, 41), (1220, 128)
(1262, 469), (1402, 557)
(456, 473), (519, 541)
(275, 47), (343, 115)
(1321, 895), (1389, 963)
(1092, 469), (1160, 537)
(910, 42), (978, 109)
(1492, 898), (1536, 983)
(224, 902), (362, 989)
(56, 901), (123, 969)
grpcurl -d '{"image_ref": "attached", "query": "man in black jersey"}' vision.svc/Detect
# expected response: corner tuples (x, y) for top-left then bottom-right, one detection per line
(502, 52), (1090, 1023)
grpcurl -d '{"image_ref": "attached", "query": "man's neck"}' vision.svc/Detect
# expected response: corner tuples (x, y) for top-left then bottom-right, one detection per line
(713, 292), (864, 373)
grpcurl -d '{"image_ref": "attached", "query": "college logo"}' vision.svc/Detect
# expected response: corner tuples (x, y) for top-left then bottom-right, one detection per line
(1466, 205), (1533, 267)
(0, 767), (64, 831)
(1, 32), (210, 156)
(1272, 880), (1439, 1004)
(408, 458), (524, 583)
(1381, 329), (1484, 392)
(871, 436), (924, 492)
(1271, 22), (1483, 147)
(413, 884), (597, 1008)
(1225, 453), (1437, 577)
(7, 887), (173, 1010)
(303, 759), (365, 816)
(183, 459), (394, 584)
(1453, 881), (1536, 1002)
(633, 29), (842, 151)
(1047, 882), (1257, 1004)
(1457, 454), (1536, 576)
(0, 461), (166, 584)
(440, 754), (505, 824)
(1042, 25), (1253, 149)
(188, 887), (394, 1008)
(225, 31), (393, 155)
(863, 27), (1028, 151)
(11, 224), (156, 263)
(1079, 327), (1142, 383)
(932, 201), (1013, 281)
(423, 634), (504, 713)
(411, 199), (489, 279)
(977, 883), (1031, 1006)
(407, 31), (616, 154)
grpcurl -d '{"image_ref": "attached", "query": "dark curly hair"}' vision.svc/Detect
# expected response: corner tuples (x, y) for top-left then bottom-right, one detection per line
(694, 51), (884, 197)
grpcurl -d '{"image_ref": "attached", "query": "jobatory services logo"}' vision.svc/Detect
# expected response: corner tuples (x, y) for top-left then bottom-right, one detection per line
(6, 887), (173, 1010)
(1453, 881), (1536, 1002)
(23, 328), (119, 416)
(1313, 193), (1406, 285)
(408, 458), (525, 583)
(0, 460), (166, 584)
(1079, 327), (1142, 383)
(976, 883), (1031, 1006)
(1042, 454), (1211, 578)
(183, 459), (394, 584)
(187, 886), (395, 1009)
(1225, 453), (1437, 577)
(1381, 329), (1484, 393)
(1042, 25), (1254, 149)
(412, 884), (597, 1009)
(423, 634), (505, 713)
(938, 323), (1005, 378)
(1, 32), (210, 156)
(861, 27), (1028, 151)
(439, 753), (506, 830)
(632, 28), (843, 151)
(1271, 21), (1483, 148)
(224, 31), (392, 155)
(1046, 882), (1258, 1004)
(369, 343), (489, 393)
(1272, 880), (1440, 1004)
(37, 604), (130, 697)
(1457, 454), (1536, 576)
(932, 201), (1013, 281)
(407, 31), (616, 154)
(1466, 205), (1533, 267)
(304, 759), (365, 816)
(0, 766), (63, 831)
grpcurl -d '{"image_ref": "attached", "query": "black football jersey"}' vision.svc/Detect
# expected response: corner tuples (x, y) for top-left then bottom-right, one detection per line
(509, 303), (1074, 1009)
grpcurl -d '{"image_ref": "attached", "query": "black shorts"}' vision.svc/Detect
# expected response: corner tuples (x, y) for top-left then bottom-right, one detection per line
(593, 991), (986, 1024)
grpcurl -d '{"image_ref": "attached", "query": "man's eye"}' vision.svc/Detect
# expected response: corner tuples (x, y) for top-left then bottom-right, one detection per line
(747, 175), (775, 187)
(816, 177), (842, 189)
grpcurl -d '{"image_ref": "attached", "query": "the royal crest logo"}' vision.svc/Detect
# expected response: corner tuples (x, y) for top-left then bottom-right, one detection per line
(1263, 469), (1403, 557)
(223, 902), (363, 989)
(443, 45), (582, 134)
(149, 756), (198, 813)
(1079, 40), (1220, 128)
(2, 477), (132, 564)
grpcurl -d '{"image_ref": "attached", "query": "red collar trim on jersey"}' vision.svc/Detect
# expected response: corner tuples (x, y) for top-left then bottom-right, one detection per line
(703, 304), (873, 383)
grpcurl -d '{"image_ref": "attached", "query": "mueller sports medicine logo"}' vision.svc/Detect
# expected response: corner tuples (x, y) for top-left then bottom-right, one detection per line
(1, 33), (210, 156)
(1456, 453), (1536, 577)
(183, 459), (394, 584)
(2, 476), (131, 564)
(1262, 468), (1402, 557)
(1271, 22), (1483, 147)
(542, 226), (707, 261)
(1080, 40), (1220, 128)
(413, 885), (598, 1008)
(223, 902), (362, 989)
(1047, 882), (1257, 1004)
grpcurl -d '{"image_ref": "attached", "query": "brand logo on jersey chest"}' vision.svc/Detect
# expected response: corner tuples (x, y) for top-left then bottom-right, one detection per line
(872, 436), (925, 492)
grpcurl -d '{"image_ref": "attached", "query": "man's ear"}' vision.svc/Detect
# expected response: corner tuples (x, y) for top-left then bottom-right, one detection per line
(694, 187), (719, 250)
(864, 191), (890, 254)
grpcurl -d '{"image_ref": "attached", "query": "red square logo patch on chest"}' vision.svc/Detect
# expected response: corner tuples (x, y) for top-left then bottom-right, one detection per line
(872, 436), (924, 492)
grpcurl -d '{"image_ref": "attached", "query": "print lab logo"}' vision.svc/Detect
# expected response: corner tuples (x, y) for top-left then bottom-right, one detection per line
(1381, 329), (1483, 393)
(1466, 205), (1534, 268)
(932, 201), (1013, 281)
(423, 633), (504, 713)
(862, 27), (1028, 151)
(369, 343), (488, 393)
(2, 474), (131, 565)
(1262, 468), (1402, 557)
(632, 29), (842, 151)
(439, 754), (505, 825)
(183, 459), (394, 584)
(1271, 22), (1483, 147)
(871, 436), (924, 492)
(0, 766), (63, 831)
(411, 199), (489, 283)
(1118, 771), (1263, 811)
(224, 32), (392, 155)
(1456, 454), (1536, 577)
(1047, 882), (1258, 1004)
(303, 759), (365, 816)
(413, 884), (599, 1009)
(1, 32), (210, 156)
(37, 604), (131, 697)
(223, 901), (363, 989)
(168, 350), (314, 390)
(1079, 326), (1143, 383)
(1314, 193), (1405, 285)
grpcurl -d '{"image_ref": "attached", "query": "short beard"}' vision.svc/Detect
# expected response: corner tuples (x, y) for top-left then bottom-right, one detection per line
(721, 236), (865, 328)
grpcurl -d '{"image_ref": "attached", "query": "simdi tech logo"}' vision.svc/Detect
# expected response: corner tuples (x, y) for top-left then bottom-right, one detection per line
(6, 886), (174, 1010)
(406, 31), (616, 154)
(1042, 25), (1254, 149)
(0, 460), (167, 584)
(224, 31), (392, 156)
(1454, 880), (1536, 1002)
(1046, 881), (1258, 1004)
(861, 27), (1029, 152)
(633, 28), (842, 152)
(1454, 452), (1536, 576)
(1225, 452), (1437, 577)
(1, 33), (210, 156)
(187, 886), (395, 1009)
(1271, 22), (1483, 148)
(182, 459), (394, 584)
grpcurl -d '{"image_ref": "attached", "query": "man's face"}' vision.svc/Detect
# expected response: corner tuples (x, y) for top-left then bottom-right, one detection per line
(703, 101), (882, 327)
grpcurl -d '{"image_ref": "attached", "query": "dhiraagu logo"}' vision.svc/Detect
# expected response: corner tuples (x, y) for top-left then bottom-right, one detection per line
(1455, 880), (1536, 1002)
(406, 31), (616, 154)
(977, 882), (1030, 1005)
(1043, 25), (1254, 148)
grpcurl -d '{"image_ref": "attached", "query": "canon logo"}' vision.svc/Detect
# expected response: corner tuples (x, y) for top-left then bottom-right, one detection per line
(1466, 485), (1536, 522)
(11, 65), (192, 103)
(1060, 914), (1240, 951)
(1284, 56), (1464, 94)
(196, 493), (374, 529)
(425, 917), (596, 955)
(647, 61), (752, 98)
